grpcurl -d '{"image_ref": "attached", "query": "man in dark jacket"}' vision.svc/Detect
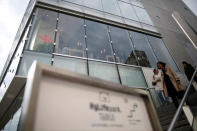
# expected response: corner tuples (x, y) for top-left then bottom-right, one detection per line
(182, 61), (197, 82)
(182, 61), (197, 106)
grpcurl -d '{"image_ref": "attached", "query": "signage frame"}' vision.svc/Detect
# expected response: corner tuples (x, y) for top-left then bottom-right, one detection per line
(19, 62), (162, 131)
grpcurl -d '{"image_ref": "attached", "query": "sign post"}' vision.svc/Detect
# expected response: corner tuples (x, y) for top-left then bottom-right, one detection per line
(19, 62), (162, 131)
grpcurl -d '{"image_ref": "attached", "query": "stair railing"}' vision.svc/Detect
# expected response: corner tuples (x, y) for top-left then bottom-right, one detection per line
(168, 67), (197, 131)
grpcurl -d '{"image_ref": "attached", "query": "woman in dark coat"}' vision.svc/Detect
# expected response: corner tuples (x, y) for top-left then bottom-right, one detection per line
(157, 61), (185, 108)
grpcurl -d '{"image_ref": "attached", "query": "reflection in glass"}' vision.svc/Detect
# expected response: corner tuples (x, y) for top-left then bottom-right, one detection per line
(0, 82), (6, 101)
(83, 0), (102, 10)
(102, 0), (121, 16)
(3, 119), (12, 131)
(109, 26), (137, 65)
(86, 20), (114, 62)
(89, 61), (120, 83)
(53, 56), (87, 75)
(120, 0), (130, 3)
(133, 6), (153, 25)
(147, 36), (179, 71)
(64, 0), (83, 5)
(83, 7), (105, 18)
(142, 24), (158, 33)
(149, 89), (162, 108)
(56, 14), (86, 57)
(118, 1), (139, 21)
(130, 0), (144, 8)
(26, 8), (57, 53)
(9, 108), (22, 131)
(17, 51), (51, 76)
(118, 65), (147, 88)
(130, 31), (157, 68)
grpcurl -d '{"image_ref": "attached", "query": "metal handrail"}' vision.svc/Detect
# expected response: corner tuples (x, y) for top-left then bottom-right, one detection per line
(168, 67), (197, 131)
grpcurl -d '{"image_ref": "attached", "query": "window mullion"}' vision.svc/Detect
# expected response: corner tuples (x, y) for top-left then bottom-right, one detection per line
(51, 13), (60, 66)
(107, 25), (122, 84)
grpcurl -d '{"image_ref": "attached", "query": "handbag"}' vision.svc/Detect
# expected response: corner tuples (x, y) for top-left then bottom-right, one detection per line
(152, 81), (157, 86)
(177, 90), (185, 99)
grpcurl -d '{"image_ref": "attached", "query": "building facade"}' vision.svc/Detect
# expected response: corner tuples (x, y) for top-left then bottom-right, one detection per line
(0, 0), (197, 130)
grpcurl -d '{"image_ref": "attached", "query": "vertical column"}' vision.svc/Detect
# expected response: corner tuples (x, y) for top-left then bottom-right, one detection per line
(51, 13), (60, 66)
(127, 31), (140, 66)
(84, 19), (90, 76)
(107, 25), (122, 84)
(16, 10), (37, 75)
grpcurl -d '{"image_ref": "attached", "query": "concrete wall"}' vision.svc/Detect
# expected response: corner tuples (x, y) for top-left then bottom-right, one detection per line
(142, 0), (197, 72)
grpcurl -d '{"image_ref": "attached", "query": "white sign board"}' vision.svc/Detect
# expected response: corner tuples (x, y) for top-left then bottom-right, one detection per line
(20, 62), (162, 131)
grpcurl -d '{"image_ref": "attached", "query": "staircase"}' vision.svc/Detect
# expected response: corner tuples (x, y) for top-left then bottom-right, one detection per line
(156, 103), (193, 131)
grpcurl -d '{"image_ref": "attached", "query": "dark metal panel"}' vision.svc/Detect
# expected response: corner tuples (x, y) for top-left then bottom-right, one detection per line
(0, 76), (26, 129)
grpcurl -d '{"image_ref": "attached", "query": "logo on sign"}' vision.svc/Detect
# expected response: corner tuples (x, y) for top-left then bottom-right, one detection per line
(89, 91), (121, 113)
(99, 92), (110, 103)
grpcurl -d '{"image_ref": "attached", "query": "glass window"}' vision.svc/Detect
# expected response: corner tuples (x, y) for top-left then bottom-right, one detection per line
(0, 82), (6, 101)
(56, 14), (86, 57)
(118, 1), (139, 21)
(17, 51), (52, 76)
(53, 56), (87, 75)
(83, 0), (102, 10)
(83, 7), (105, 18)
(120, 0), (130, 3)
(109, 26), (138, 65)
(130, 31), (157, 68)
(104, 13), (124, 23)
(149, 88), (162, 107)
(130, 0), (144, 8)
(86, 20), (114, 62)
(25, 8), (57, 53)
(64, 0), (83, 5)
(142, 23), (158, 33)
(118, 65), (147, 88)
(89, 61), (120, 83)
(102, 0), (121, 16)
(147, 36), (179, 71)
(133, 6), (153, 25)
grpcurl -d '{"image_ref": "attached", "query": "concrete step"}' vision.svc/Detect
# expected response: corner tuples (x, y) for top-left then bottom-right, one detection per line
(158, 110), (187, 121)
(157, 104), (177, 114)
(157, 104), (177, 111)
(157, 109), (177, 116)
(162, 119), (190, 131)
(158, 110), (176, 119)
(190, 105), (197, 116)
(156, 103), (192, 131)
(174, 125), (193, 131)
(163, 125), (193, 131)
(161, 114), (186, 126)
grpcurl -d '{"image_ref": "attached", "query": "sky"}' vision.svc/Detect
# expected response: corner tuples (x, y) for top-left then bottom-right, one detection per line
(0, 0), (30, 75)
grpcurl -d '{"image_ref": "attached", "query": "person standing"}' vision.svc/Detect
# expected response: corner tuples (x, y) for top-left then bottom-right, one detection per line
(157, 61), (185, 108)
(182, 61), (197, 105)
(182, 61), (197, 83)
(152, 69), (168, 104)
